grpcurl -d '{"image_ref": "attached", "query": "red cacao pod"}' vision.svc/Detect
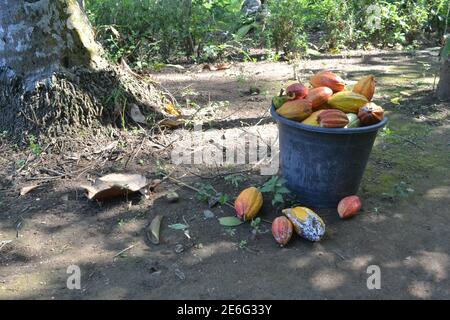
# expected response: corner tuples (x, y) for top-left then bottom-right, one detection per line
(317, 109), (349, 128)
(272, 216), (293, 246)
(337, 195), (362, 219)
(306, 87), (334, 111)
(286, 82), (309, 100)
(310, 70), (346, 93)
(358, 103), (384, 126)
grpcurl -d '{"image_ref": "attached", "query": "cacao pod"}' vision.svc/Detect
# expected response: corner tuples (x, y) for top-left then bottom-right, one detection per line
(353, 75), (375, 101)
(306, 87), (334, 111)
(234, 187), (263, 221)
(310, 70), (346, 93)
(273, 95), (290, 109)
(317, 109), (349, 128)
(328, 91), (369, 113)
(276, 99), (313, 121)
(337, 195), (361, 219)
(301, 110), (326, 126)
(286, 82), (308, 100)
(358, 102), (384, 126)
(283, 207), (325, 242)
(272, 216), (293, 246)
(345, 113), (360, 128)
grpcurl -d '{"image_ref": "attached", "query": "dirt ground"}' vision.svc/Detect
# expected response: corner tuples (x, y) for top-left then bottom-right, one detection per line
(0, 49), (449, 300)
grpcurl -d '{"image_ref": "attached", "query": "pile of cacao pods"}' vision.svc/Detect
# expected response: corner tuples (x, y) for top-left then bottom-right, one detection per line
(273, 70), (385, 128)
(234, 187), (362, 247)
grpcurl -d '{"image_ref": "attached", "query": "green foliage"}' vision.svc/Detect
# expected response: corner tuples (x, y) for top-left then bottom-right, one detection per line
(260, 176), (291, 206)
(28, 135), (42, 156)
(224, 173), (245, 188)
(86, 0), (450, 64)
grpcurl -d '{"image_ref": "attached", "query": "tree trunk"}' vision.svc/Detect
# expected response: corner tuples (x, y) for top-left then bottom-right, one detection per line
(437, 59), (450, 101)
(0, 0), (103, 91)
(0, 0), (170, 138)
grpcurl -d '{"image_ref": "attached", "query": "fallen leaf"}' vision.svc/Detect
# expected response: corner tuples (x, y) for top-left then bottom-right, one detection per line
(20, 184), (39, 196)
(130, 104), (147, 124)
(219, 216), (243, 227)
(165, 103), (182, 117)
(159, 118), (183, 128)
(391, 97), (402, 105)
(168, 223), (189, 230)
(81, 173), (151, 201)
(203, 63), (231, 71)
(147, 215), (163, 245)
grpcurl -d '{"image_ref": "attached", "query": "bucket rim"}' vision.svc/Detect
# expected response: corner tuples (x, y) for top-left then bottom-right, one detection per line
(271, 104), (388, 134)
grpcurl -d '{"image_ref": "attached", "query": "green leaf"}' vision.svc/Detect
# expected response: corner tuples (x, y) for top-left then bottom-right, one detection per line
(218, 217), (243, 227)
(277, 187), (291, 194)
(168, 223), (189, 230)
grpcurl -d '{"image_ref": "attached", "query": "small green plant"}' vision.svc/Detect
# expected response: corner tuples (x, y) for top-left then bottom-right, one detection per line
(28, 135), (42, 156)
(17, 159), (26, 167)
(260, 176), (291, 206)
(117, 219), (126, 227)
(250, 217), (261, 235)
(239, 240), (248, 249)
(393, 181), (415, 198)
(224, 173), (245, 188)
(196, 183), (217, 203)
(196, 183), (230, 207)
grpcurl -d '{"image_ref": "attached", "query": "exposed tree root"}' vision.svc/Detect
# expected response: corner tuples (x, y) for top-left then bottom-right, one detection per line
(0, 65), (174, 140)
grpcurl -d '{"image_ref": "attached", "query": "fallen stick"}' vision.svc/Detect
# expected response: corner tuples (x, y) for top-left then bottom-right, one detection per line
(113, 243), (137, 259)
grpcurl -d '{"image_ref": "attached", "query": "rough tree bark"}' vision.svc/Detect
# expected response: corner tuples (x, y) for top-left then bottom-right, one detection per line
(0, 0), (169, 138)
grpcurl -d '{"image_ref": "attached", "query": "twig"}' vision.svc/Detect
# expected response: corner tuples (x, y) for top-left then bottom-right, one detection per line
(113, 243), (137, 259)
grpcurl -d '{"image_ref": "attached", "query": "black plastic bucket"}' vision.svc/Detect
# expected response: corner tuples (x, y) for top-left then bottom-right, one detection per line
(271, 105), (388, 208)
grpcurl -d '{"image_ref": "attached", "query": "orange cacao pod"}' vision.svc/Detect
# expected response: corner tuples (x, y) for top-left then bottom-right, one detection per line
(310, 70), (346, 93)
(286, 82), (308, 100)
(358, 103), (384, 126)
(272, 216), (293, 246)
(276, 99), (313, 121)
(234, 187), (263, 221)
(353, 75), (375, 101)
(337, 195), (362, 219)
(306, 87), (334, 111)
(317, 109), (349, 128)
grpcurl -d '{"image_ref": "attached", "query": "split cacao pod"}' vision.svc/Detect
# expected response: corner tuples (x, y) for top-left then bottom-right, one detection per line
(286, 82), (308, 100)
(276, 99), (313, 122)
(317, 109), (349, 128)
(310, 70), (346, 93)
(306, 87), (334, 111)
(358, 102), (384, 126)
(301, 110), (326, 126)
(328, 91), (369, 113)
(337, 195), (361, 219)
(272, 216), (293, 246)
(234, 187), (263, 221)
(353, 75), (375, 101)
(283, 207), (326, 242)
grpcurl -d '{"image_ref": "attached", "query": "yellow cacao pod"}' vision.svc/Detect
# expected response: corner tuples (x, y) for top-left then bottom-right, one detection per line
(234, 187), (263, 221)
(276, 99), (313, 122)
(301, 110), (326, 126)
(282, 207), (325, 242)
(328, 91), (369, 113)
(353, 75), (375, 101)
